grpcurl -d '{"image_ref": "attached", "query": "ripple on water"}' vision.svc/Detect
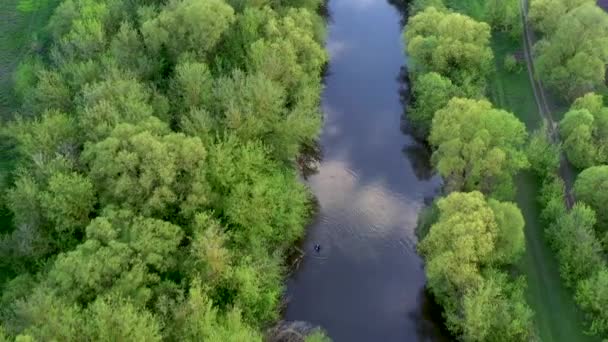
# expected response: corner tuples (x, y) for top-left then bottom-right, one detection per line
(307, 159), (423, 263)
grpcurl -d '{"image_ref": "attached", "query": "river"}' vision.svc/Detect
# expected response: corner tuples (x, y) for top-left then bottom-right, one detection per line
(285, 1), (448, 340)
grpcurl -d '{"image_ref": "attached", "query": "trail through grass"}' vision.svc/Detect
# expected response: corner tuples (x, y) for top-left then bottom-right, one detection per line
(489, 32), (596, 342)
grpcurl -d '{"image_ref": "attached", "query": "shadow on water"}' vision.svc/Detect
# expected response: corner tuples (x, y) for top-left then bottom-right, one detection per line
(402, 143), (435, 182)
(409, 288), (451, 342)
(397, 62), (437, 183)
(285, 0), (449, 341)
(386, 0), (410, 27)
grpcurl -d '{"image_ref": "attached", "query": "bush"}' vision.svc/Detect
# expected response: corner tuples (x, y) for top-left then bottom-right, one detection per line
(504, 54), (520, 73)
(526, 126), (560, 176)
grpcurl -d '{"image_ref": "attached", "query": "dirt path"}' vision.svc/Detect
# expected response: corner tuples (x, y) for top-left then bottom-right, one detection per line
(520, 0), (577, 208)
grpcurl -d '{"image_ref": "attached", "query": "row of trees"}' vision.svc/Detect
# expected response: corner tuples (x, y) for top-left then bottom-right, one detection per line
(529, 0), (608, 100)
(0, 0), (328, 340)
(405, 1), (534, 340)
(528, 0), (608, 336)
(530, 124), (608, 336)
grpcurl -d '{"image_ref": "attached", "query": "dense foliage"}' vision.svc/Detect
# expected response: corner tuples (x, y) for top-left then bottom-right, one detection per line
(429, 97), (528, 199)
(530, 0), (608, 99)
(406, 2), (534, 340)
(419, 192), (532, 341)
(530, 125), (608, 337)
(405, 6), (493, 95)
(574, 165), (608, 245)
(560, 92), (608, 169)
(528, 2), (608, 337)
(482, 0), (521, 38)
(408, 0), (608, 338)
(0, 0), (327, 339)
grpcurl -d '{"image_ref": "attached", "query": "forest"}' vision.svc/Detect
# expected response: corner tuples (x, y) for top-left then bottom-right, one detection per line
(0, 0), (328, 340)
(408, 0), (608, 340)
(2, 0), (608, 340)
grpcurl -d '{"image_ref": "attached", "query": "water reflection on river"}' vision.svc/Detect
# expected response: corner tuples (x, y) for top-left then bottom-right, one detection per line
(285, 0), (448, 341)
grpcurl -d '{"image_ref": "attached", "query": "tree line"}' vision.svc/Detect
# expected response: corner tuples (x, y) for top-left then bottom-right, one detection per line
(0, 0), (329, 340)
(526, 0), (608, 337)
(407, 0), (608, 339)
(405, 0), (535, 340)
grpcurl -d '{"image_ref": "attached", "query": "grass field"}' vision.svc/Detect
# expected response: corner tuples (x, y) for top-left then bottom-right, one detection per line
(489, 32), (596, 342)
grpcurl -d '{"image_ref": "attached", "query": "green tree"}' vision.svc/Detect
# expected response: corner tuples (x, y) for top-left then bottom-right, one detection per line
(171, 61), (214, 112)
(534, 3), (608, 99)
(409, 72), (459, 138)
(14, 288), (84, 341)
(419, 191), (530, 339)
(82, 118), (209, 218)
(420, 192), (525, 276)
(247, 8), (327, 102)
(12, 57), (44, 102)
(141, 0), (235, 62)
(6, 110), (78, 178)
(487, 199), (526, 264)
(83, 296), (162, 342)
(576, 267), (608, 335)
(529, 0), (594, 34)
(45, 209), (183, 305)
(169, 279), (262, 341)
(78, 73), (157, 142)
(206, 136), (310, 253)
(429, 98), (529, 198)
(560, 93), (608, 168)
(574, 165), (608, 233)
(405, 7), (493, 93)
(210, 70), (320, 161)
(39, 172), (95, 240)
(484, 0), (521, 38)
(23, 68), (72, 115)
(547, 203), (604, 286)
(419, 192), (514, 303)
(538, 175), (567, 223)
(109, 22), (162, 81)
(214, 6), (277, 71)
(462, 271), (533, 342)
(526, 125), (561, 176)
(13, 289), (163, 342)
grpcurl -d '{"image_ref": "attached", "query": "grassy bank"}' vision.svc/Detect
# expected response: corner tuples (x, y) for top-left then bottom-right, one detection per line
(489, 32), (595, 342)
